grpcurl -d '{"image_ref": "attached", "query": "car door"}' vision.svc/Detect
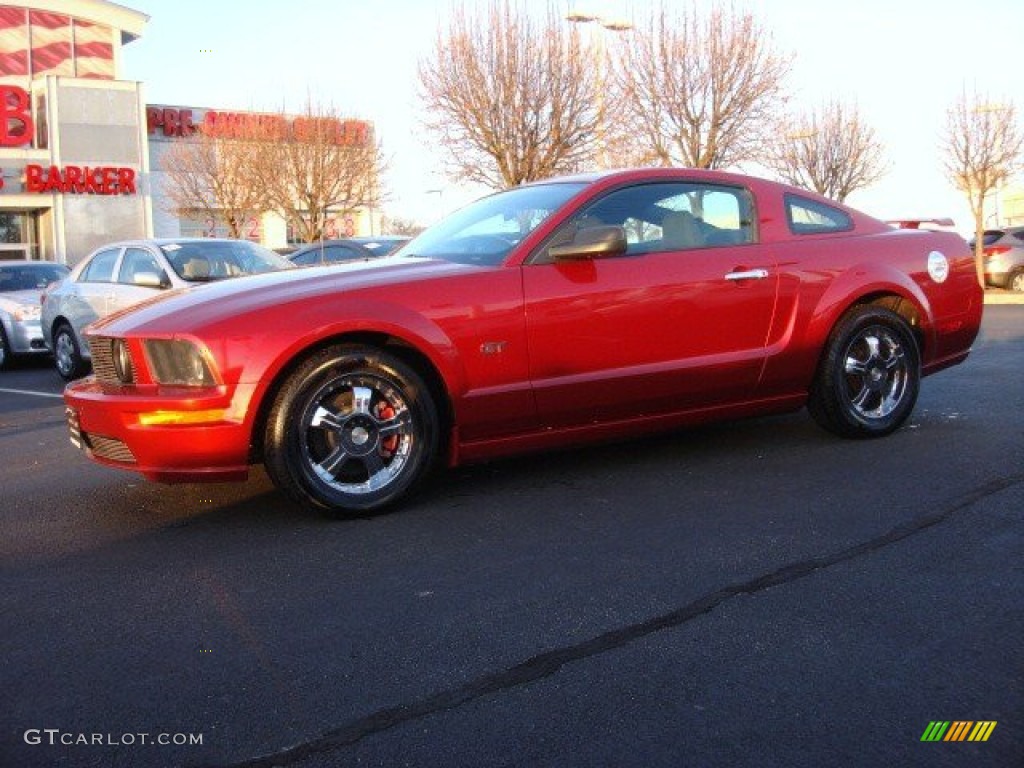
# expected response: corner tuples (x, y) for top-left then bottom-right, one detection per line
(522, 181), (779, 427)
(109, 246), (170, 314)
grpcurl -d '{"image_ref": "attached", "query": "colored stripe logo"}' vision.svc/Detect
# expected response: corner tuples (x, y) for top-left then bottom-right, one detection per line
(921, 721), (997, 742)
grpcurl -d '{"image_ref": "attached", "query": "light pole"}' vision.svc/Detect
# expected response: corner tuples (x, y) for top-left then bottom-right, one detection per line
(566, 6), (632, 169)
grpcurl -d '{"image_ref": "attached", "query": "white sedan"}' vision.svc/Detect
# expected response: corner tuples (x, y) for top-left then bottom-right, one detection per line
(42, 239), (293, 380)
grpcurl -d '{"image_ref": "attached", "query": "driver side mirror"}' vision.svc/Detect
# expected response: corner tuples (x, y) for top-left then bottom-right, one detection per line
(133, 271), (171, 289)
(549, 225), (628, 261)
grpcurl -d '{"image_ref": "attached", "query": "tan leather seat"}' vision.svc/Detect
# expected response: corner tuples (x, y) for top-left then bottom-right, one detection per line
(662, 211), (705, 249)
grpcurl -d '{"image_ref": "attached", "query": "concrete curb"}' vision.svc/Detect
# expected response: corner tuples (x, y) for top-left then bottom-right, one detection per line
(984, 291), (1024, 305)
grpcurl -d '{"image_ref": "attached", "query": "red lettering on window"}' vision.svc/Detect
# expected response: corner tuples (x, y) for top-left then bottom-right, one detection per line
(65, 165), (84, 193)
(146, 106), (162, 134)
(162, 109), (179, 137)
(0, 85), (34, 147)
(25, 164), (43, 192)
(117, 168), (136, 194)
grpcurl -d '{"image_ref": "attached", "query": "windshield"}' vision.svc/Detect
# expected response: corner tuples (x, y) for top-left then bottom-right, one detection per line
(160, 241), (294, 282)
(0, 263), (69, 291)
(404, 182), (588, 266)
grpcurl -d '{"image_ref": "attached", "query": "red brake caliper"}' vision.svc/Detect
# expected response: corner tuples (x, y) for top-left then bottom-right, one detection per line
(376, 402), (398, 458)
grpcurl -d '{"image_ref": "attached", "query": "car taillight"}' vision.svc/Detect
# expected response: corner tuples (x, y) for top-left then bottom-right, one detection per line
(983, 246), (1011, 256)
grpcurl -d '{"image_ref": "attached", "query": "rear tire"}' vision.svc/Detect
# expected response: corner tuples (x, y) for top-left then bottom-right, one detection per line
(263, 344), (440, 517)
(808, 306), (920, 438)
(1008, 269), (1024, 293)
(54, 322), (88, 381)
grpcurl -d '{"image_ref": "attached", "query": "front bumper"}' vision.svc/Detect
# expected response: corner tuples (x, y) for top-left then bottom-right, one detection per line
(6, 318), (48, 355)
(64, 378), (252, 483)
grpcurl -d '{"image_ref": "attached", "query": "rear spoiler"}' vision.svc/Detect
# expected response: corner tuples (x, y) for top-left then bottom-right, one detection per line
(887, 218), (955, 230)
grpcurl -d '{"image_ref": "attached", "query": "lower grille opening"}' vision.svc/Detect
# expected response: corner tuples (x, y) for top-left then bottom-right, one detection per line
(83, 432), (137, 464)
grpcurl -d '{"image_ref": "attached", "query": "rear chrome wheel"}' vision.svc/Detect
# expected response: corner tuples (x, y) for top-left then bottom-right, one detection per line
(1009, 270), (1024, 293)
(264, 345), (439, 517)
(809, 306), (920, 438)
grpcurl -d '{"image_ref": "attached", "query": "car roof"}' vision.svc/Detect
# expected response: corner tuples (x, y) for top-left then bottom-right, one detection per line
(92, 238), (260, 248)
(0, 259), (66, 265)
(290, 239), (373, 251)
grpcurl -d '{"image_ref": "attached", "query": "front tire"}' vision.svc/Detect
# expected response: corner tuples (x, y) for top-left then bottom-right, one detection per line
(263, 344), (440, 517)
(54, 322), (88, 381)
(808, 306), (920, 438)
(0, 325), (11, 370)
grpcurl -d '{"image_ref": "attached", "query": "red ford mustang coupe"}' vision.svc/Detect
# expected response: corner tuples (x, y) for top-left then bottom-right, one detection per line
(64, 169), (983, 516)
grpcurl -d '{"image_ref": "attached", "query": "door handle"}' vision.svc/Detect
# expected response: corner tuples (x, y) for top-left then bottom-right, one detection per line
(724, 268), (769, 281)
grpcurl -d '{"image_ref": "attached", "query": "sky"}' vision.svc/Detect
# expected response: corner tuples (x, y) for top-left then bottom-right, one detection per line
(120, 0), (1024, 233)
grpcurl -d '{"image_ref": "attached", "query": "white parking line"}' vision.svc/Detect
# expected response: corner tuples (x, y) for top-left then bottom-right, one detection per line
(0, 387), (64, 400)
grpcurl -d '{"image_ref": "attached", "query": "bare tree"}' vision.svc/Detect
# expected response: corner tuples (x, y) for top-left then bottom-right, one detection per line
(764, 101), (887, 202)
(258, 101), (386, 243)
(418, 0), (601, 189)
(381, 215), (425, 237)
(611, 1), (791, 169)
(160, 123), (271, 238)
(942, 91), (1023, 283)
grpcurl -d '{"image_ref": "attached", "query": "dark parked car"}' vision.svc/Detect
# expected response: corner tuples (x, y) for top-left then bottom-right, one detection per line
(288, 237), (412, 266)
(64, 168), (982, 518)
(0, 261), (69, 369)
(970, 226), (1024, 291)
(348, 236), (411, 257)
(288, 240), (375, 266)
(42, 239), (293, 379)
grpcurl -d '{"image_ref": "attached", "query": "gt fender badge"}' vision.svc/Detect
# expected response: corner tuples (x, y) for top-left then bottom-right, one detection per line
(480, 341), (507, 355)
(927, 251), (949, 283)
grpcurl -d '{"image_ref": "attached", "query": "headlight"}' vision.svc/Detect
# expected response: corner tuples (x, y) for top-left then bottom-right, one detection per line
(143, 339), (218, 387)
(12, 305), (41, 321)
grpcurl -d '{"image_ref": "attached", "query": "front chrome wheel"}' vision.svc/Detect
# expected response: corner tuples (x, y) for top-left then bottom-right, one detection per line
(264, 345), (440, 517)
(300, 375), (416, 496)
(54, 324), (87, 380)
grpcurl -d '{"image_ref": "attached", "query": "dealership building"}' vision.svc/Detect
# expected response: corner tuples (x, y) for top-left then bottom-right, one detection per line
(0, 0), (377, 265)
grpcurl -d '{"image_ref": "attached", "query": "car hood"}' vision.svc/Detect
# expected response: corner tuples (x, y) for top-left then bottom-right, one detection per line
(89, 256), (482, 336)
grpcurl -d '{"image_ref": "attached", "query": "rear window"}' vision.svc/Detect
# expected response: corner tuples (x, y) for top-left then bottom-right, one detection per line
(80, 249), (119, 282)
(982, 230), (1005, 246)
(785, 195), (853, 234)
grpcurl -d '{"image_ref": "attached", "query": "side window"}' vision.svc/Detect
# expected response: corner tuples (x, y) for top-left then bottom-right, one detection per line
(79, 248), (120, 283)
(786, 195), (853, 234)
(118, 248), (168, 286)
(534, 181), (755, 263)
(291, 250), (319, 266)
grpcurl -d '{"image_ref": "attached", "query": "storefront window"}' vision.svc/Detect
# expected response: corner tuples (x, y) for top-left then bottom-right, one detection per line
(0, 211), (39, 260)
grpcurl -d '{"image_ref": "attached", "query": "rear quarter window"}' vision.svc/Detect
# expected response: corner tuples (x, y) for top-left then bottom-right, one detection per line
(785, 195), (853, 235)
(79, 248), (119, 282)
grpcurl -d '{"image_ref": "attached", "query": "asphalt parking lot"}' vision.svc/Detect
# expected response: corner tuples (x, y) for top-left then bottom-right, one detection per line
(0, 304), (1021, 768)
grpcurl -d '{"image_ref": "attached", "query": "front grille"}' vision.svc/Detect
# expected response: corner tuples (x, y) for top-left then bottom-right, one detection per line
(83, 432), (137, 464)
(89, 336), (134, 385)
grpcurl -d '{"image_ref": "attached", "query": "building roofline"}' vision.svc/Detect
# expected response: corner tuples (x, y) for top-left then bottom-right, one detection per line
(12, 0), (149, 44)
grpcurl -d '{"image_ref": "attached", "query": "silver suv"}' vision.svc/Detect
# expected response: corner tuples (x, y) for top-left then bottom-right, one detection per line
(974, 226), (1024, 292)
